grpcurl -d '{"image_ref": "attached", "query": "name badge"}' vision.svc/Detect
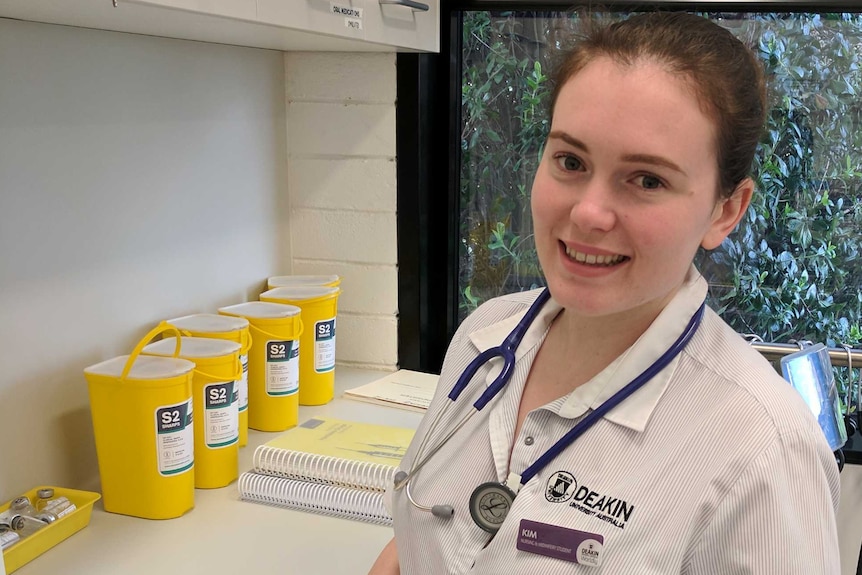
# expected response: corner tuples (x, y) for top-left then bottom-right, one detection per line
(516, 519), (604, 567)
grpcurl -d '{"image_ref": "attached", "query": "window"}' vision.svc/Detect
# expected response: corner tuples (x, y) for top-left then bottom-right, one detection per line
(396, 5), (862, 377)
(459, 10), (862, 353)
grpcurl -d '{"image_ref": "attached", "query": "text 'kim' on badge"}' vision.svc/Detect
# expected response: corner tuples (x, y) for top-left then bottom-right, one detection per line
(516, 518), (604, 567)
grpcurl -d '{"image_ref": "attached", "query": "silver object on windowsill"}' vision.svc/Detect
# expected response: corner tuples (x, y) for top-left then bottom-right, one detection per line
(742, 336), (862, 368)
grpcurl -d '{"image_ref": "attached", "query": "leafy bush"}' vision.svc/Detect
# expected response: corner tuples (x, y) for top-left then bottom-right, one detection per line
(459, 10), (862, 395)
(700, 13), (862, 351)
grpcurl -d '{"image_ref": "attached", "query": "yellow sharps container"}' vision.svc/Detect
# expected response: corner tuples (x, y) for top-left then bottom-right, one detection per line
(259, 286), (340, 406)
(218, 301), (303, 432)
(164, 314), (251, 447)
(143, 336), (242, 489)
(84, 325), (195, 519)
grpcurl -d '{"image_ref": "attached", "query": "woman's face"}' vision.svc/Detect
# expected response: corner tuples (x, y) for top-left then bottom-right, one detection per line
(531, 56), (749, 322)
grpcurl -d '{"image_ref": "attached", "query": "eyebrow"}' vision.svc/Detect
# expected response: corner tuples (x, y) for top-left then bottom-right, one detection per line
(548, 131), (589, 152)
(547, 130), (687, 175)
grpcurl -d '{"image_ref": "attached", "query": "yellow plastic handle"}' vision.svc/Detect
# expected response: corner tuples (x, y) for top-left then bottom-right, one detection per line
(121, 323), (182, 381)
(248, 319), (304, 342)
(174, 325), (252, 356)
(193, 355), (243, 382)
(240, 327), (253, 355)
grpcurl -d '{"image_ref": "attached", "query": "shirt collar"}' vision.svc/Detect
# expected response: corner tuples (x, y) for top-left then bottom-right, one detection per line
(466, 266), (708, 432)
(468, 289), (563, 365)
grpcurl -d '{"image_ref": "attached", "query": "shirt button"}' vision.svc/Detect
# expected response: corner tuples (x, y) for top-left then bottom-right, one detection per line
(524, 436), (535, 446)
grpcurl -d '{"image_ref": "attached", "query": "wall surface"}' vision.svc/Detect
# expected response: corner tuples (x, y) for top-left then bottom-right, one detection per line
(284, 52), (398, 370)
(0, 19), (287, 497)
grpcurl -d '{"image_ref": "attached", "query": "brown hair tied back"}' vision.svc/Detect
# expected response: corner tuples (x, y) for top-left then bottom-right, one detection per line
(549, 11), (767, 198)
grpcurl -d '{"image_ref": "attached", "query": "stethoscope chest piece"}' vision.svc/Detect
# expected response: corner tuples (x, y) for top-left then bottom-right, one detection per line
(469, 481), (517, 534)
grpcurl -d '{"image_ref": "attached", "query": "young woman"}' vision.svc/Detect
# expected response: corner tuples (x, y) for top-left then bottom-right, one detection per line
(371, 12), (840, 574)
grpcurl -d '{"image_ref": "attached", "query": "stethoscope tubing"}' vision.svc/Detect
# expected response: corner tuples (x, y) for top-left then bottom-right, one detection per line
(447, 290), (552, 409)
(396, 289), (552, 490)
(394, 408), (476, 490)
(396, 290), (705, 512)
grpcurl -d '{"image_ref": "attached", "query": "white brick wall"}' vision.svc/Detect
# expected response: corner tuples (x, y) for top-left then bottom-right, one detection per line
(285, 52), (398, 370)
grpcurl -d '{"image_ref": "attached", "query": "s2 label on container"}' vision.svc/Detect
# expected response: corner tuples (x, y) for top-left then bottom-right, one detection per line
(155, 400), (194, 476)
(314, 319), (336, 373)
(204, 381), (238, 449)
(266, 340), (299, 396)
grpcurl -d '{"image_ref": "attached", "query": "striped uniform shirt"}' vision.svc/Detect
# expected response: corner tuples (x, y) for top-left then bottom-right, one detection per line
(390, 268), (840, 574)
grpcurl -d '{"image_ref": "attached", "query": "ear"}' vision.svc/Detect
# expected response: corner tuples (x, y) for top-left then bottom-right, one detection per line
(700, 177), (754, 250)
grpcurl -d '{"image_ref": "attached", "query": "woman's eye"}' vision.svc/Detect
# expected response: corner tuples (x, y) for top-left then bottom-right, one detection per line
(555, 154), (583, 171)
(636, 175), (664, 190)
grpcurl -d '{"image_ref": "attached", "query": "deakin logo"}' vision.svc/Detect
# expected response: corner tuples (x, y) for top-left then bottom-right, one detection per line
(545, 471), (635, 529)
(545, 471), (577, 503)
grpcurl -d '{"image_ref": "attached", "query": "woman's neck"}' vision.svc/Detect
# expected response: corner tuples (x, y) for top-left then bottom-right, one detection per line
(566, 298), (665, 357)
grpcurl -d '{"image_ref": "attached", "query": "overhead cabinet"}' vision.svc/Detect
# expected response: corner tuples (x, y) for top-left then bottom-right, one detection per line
(257, 0), (366, 45)
(129, 0), (258, 21)
(365, 0), (437, 51)
(0, 0), (439, 53)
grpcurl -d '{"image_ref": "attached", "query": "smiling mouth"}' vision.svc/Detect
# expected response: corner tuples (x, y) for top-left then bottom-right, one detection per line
(564, 244), (629, 266)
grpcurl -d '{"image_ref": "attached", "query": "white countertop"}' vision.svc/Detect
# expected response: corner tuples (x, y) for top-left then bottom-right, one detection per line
(15, 368), (424, 575)
(13, 366), (862, 574)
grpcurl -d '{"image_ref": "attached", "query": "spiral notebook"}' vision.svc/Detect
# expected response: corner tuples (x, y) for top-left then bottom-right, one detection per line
(238, 417), (415, 525)
(238, 473), (393, 525)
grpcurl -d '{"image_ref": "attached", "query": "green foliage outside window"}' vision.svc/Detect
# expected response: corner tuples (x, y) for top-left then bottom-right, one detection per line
(459, 11), (862, 396)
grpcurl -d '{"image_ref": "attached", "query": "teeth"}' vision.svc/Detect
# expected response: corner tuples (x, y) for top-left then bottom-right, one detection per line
(565, 247), (626, 266)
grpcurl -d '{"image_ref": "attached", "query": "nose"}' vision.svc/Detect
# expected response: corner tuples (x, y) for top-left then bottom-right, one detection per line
(568, 179), (617, 232)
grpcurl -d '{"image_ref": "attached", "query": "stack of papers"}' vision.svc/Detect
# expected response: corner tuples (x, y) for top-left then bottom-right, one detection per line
(342, 369), (439, 412)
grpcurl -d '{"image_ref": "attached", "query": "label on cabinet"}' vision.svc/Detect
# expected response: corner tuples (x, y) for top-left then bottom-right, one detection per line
(331, 3), (363, 19)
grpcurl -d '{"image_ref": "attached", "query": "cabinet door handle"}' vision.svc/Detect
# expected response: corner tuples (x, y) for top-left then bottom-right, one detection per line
(379, 0), (430, 12)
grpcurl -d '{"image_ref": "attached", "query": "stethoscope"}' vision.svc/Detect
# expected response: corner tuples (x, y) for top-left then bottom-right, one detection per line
(393, 287), (706, 534)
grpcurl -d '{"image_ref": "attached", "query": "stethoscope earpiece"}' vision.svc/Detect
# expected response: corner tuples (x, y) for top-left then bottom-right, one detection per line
(431, 505), (455, 518)
(396, 467), (454, 519)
